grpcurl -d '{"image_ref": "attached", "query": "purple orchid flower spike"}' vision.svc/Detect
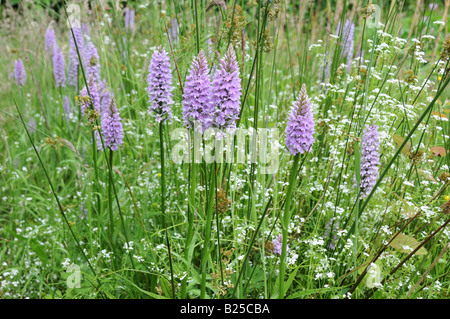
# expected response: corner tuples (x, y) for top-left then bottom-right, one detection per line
(52, 43), (66, 88)
(147, 46), (174, 123)
(336, 19), (355, 72)
(359, 123), (380, 199)
(285, 84), (315, 156)
(68, 26), (84, 88)
(14, 59), (26, 87)
(45, 27), (56, 54)
(101, 95), (123, 151)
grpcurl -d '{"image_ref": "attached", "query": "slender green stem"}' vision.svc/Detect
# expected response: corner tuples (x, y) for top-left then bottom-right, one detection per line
(181, 133), (196, 298)
(214, 162), (224, 288)
(279, 153), (300, 299)
(194, 0), (200, 54)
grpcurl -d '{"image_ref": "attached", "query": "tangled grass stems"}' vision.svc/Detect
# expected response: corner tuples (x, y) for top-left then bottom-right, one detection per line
(13, 98), (105, 297)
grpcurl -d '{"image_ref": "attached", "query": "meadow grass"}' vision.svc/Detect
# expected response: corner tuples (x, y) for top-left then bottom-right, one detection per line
(0, 0), (449, 299)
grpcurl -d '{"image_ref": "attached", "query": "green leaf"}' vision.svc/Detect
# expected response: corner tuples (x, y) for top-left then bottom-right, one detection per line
(272, 265), (300, 298)
(393, 134), (412, 157)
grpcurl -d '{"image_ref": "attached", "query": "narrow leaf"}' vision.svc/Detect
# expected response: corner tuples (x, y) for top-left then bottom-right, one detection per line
(393, 134), (412, 157)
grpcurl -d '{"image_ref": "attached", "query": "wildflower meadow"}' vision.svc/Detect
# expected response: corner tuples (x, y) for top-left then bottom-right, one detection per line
(1, 0), (450, 303)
